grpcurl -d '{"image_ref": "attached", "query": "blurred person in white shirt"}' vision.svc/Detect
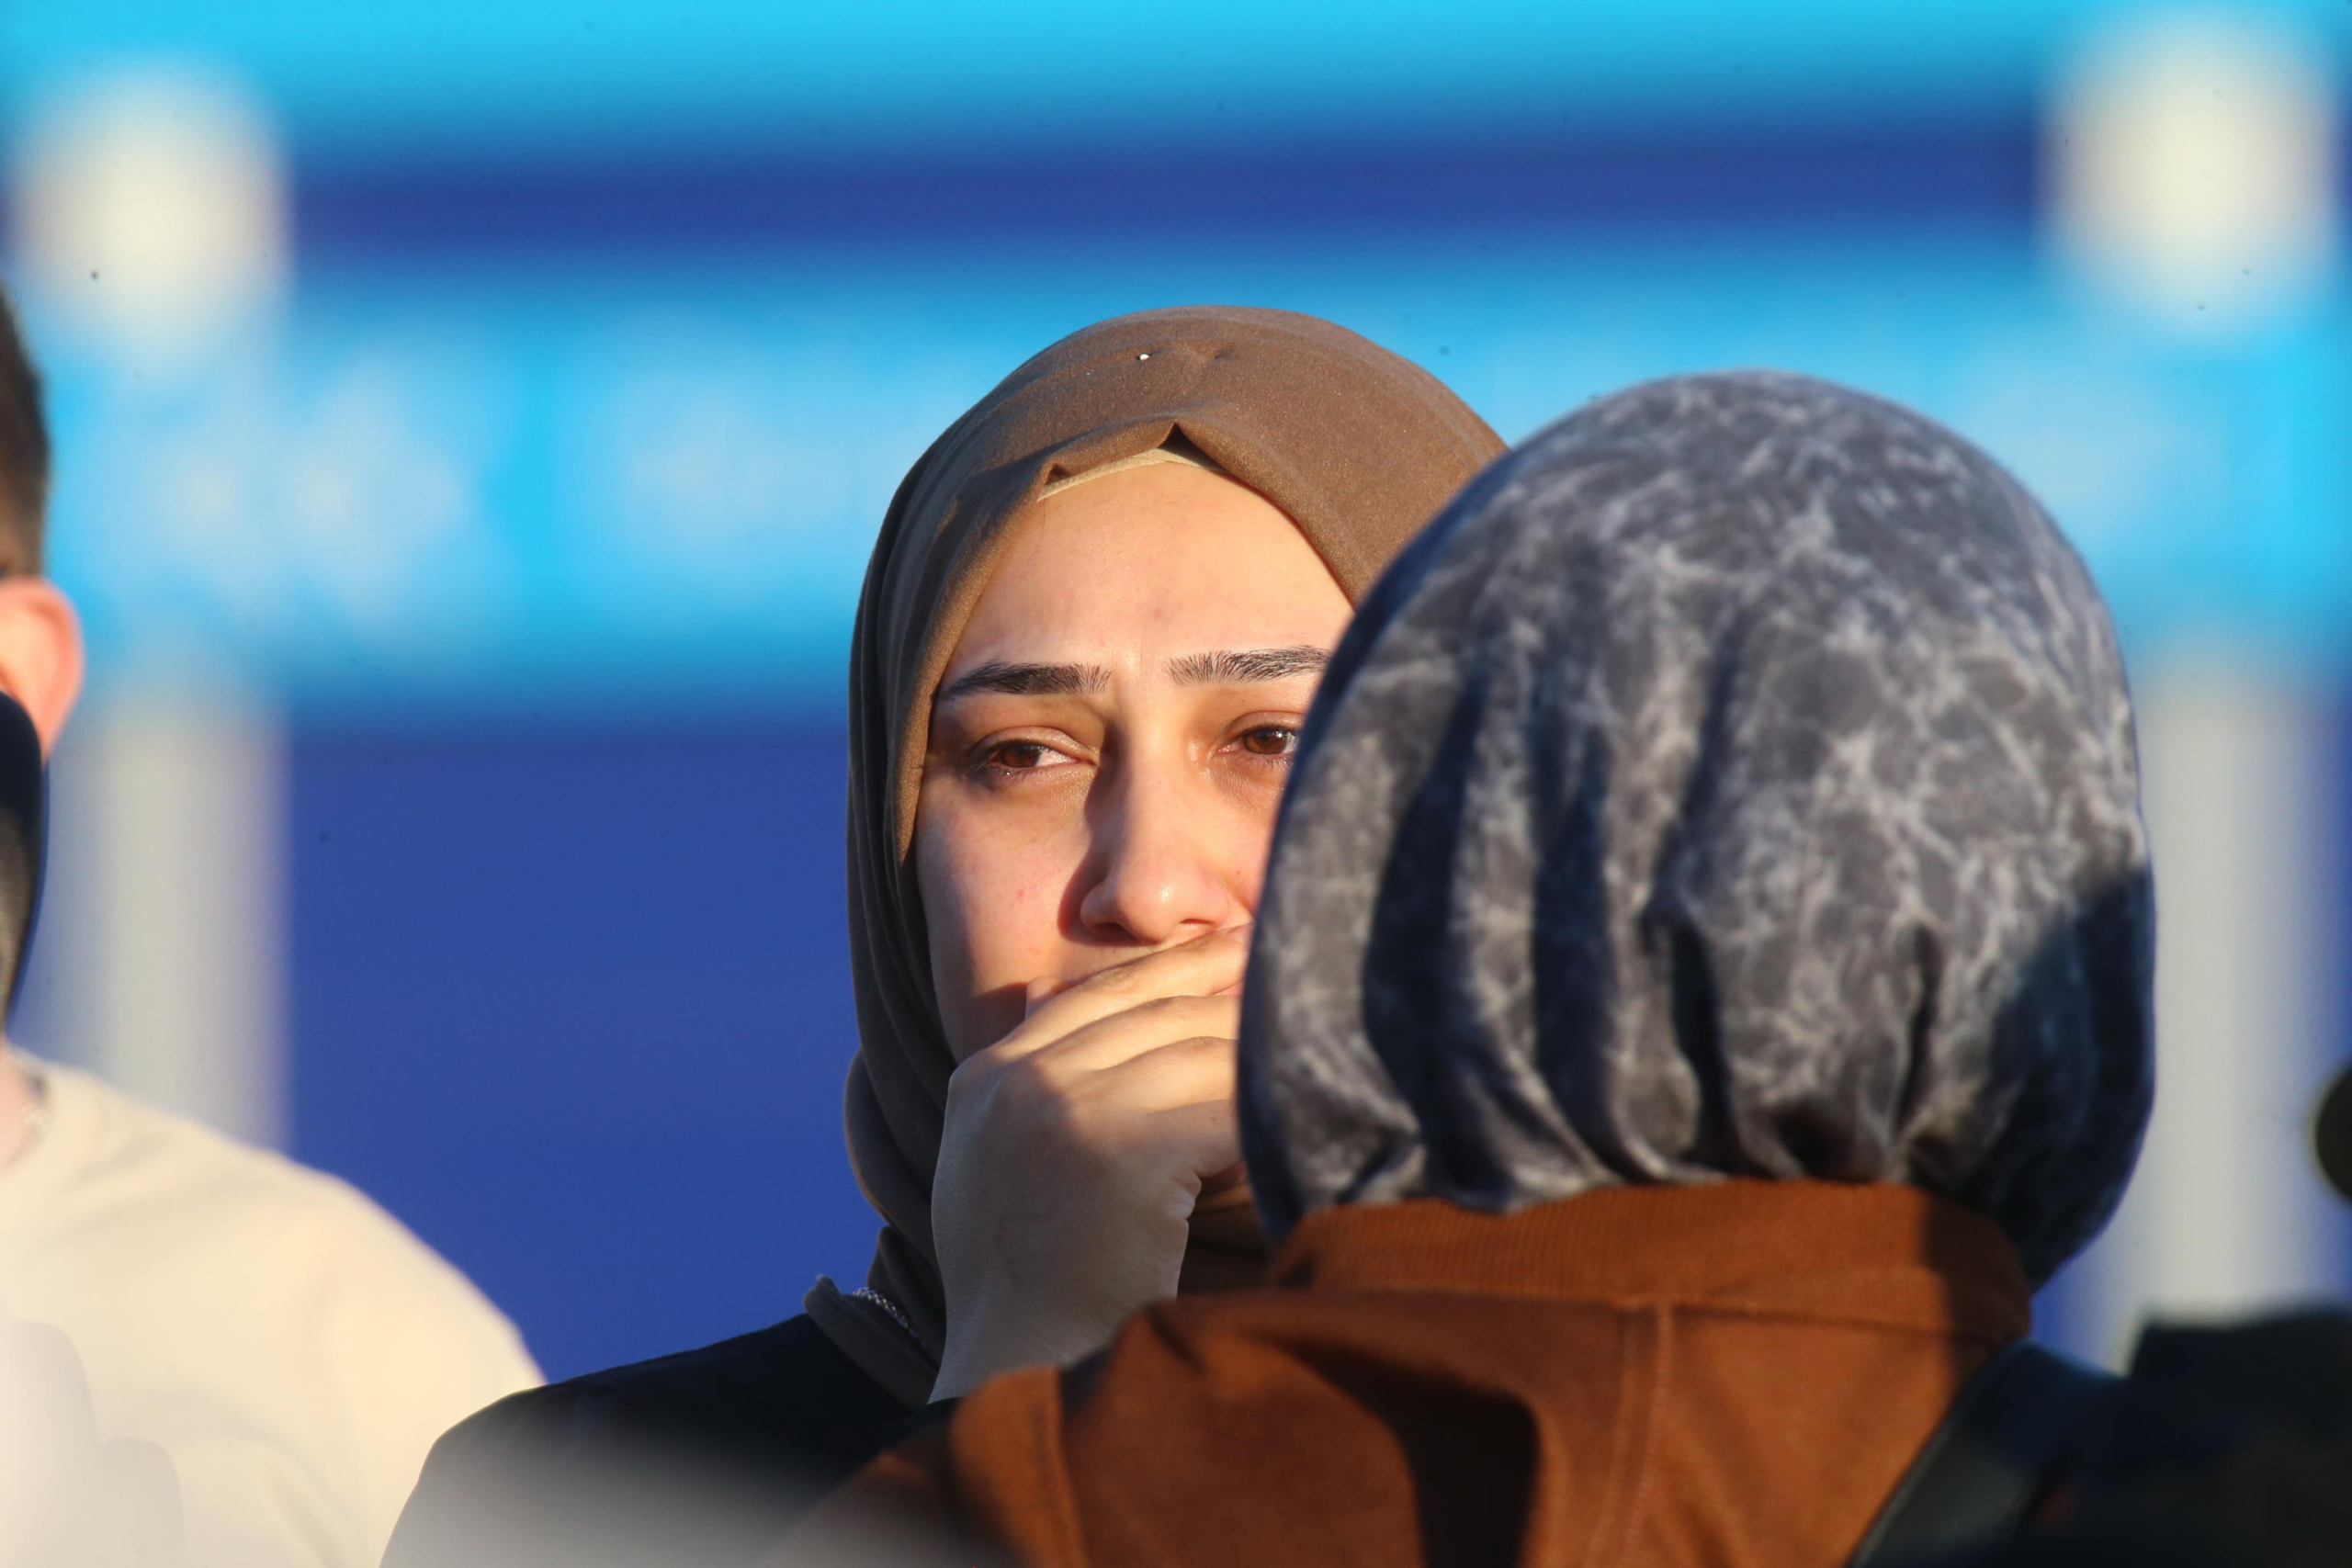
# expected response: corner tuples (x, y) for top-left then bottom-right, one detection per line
(0, 285), (541, 1568)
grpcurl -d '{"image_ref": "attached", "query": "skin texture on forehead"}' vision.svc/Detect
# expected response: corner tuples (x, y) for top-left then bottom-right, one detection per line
(916, 460), (1351, 1064)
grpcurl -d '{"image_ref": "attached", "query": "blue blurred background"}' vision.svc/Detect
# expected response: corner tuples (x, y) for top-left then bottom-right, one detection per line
(2, 0), (2346, 1380)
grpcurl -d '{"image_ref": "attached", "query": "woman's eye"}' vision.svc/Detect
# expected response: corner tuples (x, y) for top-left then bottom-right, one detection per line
(982, 740), (1065, 772)
(1238, 726), (1300, 758)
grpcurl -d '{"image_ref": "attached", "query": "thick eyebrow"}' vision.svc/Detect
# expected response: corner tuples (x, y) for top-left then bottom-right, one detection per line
(1167, 646), (1331, 686)
(935, 660), (1114, 703)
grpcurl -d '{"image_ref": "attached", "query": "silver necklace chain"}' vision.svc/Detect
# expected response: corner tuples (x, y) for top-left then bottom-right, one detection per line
(846, 1286), (922, 1345)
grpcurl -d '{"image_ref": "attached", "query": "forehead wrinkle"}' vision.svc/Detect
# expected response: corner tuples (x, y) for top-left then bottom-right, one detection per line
(1167, 645), (1332, 687)
(935, 660), (1114, 704)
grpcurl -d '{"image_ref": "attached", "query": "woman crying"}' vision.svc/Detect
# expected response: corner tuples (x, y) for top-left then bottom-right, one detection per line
(383, 306), (1504, 1568)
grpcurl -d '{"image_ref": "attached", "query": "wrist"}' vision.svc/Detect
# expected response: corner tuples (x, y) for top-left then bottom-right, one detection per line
(932, 1292), (1122, 1401)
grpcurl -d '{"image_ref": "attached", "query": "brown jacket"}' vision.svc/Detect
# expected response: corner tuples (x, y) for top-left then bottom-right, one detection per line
(803, 1180), (2030, 1568)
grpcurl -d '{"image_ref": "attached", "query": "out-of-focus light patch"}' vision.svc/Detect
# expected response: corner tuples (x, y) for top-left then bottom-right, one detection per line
(564, 326), (858, 607)
(0, 0), (2172, 167)
(39, 692), (288, 1150)
(26, 236), (2352, 705)
(1944, 346), (2229, 557)
(2051, 661), (2347, 1362)
(58, 335), (520, 690)
(6, 64), (287, 354)
(2049, 9), (2339, 332)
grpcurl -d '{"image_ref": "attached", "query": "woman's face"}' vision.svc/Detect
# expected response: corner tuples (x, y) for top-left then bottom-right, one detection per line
(916, 461), (1352, 1061)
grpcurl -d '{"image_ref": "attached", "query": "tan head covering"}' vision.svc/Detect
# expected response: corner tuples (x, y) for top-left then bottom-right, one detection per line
(806, 305), (1504, 1404)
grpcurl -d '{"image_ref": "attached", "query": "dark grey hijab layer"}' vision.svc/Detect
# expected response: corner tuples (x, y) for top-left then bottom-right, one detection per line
(1238, 371), (2154, 1284)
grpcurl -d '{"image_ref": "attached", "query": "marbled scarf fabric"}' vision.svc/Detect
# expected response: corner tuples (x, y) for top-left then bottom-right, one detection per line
(1238, 370), (2154, 1284)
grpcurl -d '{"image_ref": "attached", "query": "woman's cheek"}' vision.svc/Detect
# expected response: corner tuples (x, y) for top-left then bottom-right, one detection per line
(958, 819), (1079, 988)
(919, 797), (1083, 1058)
(1208, 783), (1283, 916)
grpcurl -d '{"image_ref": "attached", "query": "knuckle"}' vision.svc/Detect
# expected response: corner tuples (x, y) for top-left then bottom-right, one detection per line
(945, 1050), (1004, 1100)
(1082, 963), (1146, 998)
(1142, 994), (1235, 1031)
(994, 1053), (1080, 1122)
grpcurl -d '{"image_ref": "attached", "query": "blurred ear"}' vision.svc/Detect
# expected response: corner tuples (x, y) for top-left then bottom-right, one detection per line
(0, 579), (84, 756)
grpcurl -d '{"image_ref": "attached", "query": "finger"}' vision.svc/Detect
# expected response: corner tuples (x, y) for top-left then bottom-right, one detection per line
(1194, 1161), (1251, 1204)
(1137, 1092), (1242, 1185)
(1001, 928), (1250, 1054)
(1023, 974), (1064, 1017)
(1048, 954), (1247, 1010)
(1028, 996), (1242, 1076)
(1073, 1031), (1238, 1114)
(950, 1005), (1238, 1131)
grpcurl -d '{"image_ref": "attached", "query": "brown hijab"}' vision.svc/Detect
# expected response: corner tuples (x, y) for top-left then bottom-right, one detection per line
(806, 306), (1504, 1404)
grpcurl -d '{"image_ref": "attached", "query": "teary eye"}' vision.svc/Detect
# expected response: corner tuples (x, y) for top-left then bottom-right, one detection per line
(1238, 726), (1299, 758)
(985, 741), (1061, 770)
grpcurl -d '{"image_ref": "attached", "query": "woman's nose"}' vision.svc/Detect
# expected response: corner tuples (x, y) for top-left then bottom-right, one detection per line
(1076, 776), (1242, 947)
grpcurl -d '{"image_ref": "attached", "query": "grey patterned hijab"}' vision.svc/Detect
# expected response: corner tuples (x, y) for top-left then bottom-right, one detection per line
(1238, 370), (2154, 1284)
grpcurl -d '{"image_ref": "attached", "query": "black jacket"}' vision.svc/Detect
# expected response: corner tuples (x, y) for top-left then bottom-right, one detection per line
(382, 1314), (909, 1568)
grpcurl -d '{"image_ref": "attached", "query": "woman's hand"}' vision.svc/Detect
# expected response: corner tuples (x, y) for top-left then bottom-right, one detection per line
(929, 927), (1250, 1400)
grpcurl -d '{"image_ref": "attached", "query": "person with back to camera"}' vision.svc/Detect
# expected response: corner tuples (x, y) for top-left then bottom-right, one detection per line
(790, 369), (2159, 1568)
(0, 290), (542, 1568)
(384, 307), (1505, 1564)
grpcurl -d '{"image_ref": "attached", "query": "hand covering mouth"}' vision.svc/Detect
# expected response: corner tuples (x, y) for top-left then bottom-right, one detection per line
(819, 306), (1505, 1401)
